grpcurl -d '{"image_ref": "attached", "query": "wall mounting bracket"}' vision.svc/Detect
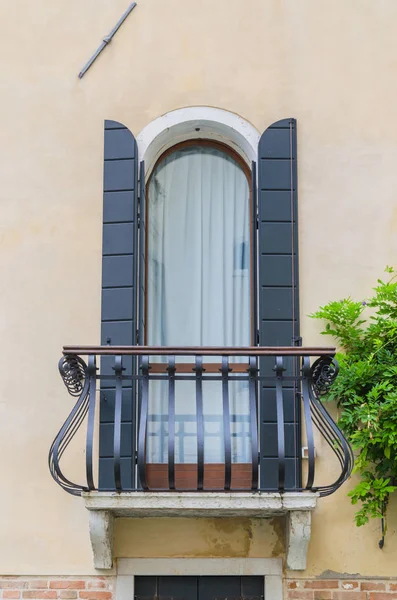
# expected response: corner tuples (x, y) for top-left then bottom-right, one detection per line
(78, 2), (137, 79)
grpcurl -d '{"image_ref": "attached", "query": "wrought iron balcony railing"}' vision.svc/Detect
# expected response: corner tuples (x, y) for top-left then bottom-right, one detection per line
(49, 346), (353, 498)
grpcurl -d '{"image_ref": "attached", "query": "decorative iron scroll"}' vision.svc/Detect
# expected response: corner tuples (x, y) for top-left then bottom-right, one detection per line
(49, 356), (91, 496)
(306, 355), (353, 497)
(310, 355), (339, 395)
(58, 355), (87, 397)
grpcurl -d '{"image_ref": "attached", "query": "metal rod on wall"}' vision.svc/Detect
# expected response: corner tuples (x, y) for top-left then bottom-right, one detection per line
(78, 2), (137, 79)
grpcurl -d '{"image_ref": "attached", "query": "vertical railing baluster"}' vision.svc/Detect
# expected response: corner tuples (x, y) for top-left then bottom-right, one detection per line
(138, 356), (150, 490)
(167, 356), (176, 490)
(248, 356), (259, 491)
(221, 356), (232, 491)
(86, 355), (97, 491)
(113, 355), (124, 491)
(292, 339), (303, 491)
(194, 356), (205, 491)
(275, 356), (286, 491)
(132, 354), (137, 491)
(301, 356), (315, 489)
(178, 420), (185, 468)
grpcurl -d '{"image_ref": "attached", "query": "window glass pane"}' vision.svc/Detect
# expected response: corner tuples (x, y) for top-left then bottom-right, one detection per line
(147, 145), (250, 347)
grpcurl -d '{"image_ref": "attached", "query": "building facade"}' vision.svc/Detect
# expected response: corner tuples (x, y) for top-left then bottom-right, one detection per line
(2, 1), (397, 599)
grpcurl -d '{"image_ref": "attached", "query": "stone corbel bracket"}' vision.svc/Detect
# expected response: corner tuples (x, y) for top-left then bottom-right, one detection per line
(285, 510), (312, 570)
(88, 510), (114, 570)
(84, 492), (318, 571)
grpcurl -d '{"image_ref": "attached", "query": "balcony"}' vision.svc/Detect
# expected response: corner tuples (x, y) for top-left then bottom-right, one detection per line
(49, 345), (353, 570)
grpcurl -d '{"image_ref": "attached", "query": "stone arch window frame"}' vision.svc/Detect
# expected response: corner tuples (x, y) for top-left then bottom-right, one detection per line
(136, 106), (260, 180)
(137, 106), (261, 352)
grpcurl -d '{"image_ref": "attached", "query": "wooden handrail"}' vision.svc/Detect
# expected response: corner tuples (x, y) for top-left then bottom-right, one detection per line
(63, 345), (336, 357)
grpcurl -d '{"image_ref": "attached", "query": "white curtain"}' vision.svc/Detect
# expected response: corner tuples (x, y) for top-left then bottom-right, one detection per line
(147, 145), (251, 464)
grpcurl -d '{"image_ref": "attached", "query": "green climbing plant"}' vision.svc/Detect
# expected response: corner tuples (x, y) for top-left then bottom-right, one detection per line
(311, 267), (397, 536)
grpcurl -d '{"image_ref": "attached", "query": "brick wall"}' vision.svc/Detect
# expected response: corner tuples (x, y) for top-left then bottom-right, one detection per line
(3, 576), (397, 600)
(0, 578), (114, 600)
(286, 580), (397, 600)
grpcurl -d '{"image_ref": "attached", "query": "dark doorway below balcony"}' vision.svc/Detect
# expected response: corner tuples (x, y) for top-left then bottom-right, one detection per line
(134, 576), (264, 600)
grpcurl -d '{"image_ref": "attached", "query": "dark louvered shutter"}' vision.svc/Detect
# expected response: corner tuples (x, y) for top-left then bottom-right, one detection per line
(99, 120), (139, 490)
(257, 118), (301, 490)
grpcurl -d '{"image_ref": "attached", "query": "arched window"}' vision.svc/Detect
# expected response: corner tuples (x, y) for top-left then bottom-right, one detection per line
(146, 141), (253, 478)
(146, 141), (252, 347)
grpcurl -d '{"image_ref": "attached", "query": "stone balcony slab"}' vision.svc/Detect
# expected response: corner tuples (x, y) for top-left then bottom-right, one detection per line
(83, 491), (318, 571)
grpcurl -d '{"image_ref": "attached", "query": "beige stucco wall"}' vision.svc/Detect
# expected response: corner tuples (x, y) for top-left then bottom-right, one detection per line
(114, 518), (285, 560)
(1, 0), (397, 577)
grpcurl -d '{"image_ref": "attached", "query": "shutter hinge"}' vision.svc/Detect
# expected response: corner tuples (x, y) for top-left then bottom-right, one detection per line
(256, 215), (259, 230)
(136, 329), (140, 345)
(292, 336), (302, 347)
(256, 329), (260, 345)
(137, 195), (141, 229)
